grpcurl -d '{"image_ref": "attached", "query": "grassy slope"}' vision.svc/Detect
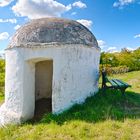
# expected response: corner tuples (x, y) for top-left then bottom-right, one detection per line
(0, 71), (140, 140)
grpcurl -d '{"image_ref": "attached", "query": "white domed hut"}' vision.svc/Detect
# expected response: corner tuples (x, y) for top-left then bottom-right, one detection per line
(0, 18), (100, 125)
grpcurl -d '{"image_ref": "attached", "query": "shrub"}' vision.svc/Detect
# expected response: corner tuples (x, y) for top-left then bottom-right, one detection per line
(100, 65), (130, 75)
(0, 59), (5, 97)
(109, 66), (130, 74)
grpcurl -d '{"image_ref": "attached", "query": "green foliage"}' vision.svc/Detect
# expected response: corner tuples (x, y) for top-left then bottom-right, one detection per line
(0, 59), (5, 101)
(0, 72), (5, 87)
(0, 59), (5, 72)
(100, 65), (129, 76)
(100, 47), (140, 73)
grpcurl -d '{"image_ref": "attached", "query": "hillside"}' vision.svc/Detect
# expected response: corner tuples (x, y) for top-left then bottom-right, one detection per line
(0, 71), (140, 140)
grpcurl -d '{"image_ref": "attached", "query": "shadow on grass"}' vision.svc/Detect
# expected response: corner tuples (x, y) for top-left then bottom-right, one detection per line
(30, 89), (140, 125)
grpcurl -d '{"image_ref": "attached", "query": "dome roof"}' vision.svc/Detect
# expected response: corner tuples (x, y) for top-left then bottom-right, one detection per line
(8, 18), (99, 49)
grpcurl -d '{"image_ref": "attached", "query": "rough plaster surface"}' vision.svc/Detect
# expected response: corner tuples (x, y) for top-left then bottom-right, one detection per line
(0, 44), (100, 126)
(8, 18), (99, 49)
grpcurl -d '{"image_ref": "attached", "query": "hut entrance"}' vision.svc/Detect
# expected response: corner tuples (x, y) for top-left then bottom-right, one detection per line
(34, 60), (53, 120)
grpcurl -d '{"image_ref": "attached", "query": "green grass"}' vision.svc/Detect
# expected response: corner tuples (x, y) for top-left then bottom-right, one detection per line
(0, 71), (140, 140)
(108, 71), (140, 93)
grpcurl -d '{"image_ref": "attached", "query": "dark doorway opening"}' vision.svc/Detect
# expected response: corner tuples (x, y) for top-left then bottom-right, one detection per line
(34, 60), (53, 121)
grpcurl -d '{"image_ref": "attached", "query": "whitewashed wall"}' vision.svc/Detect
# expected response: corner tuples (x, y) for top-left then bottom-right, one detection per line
(0, 44), (100, 125)
(0, 48), (24, 125)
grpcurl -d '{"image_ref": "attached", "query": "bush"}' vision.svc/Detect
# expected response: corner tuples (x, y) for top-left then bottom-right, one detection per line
(100, 65), (129, 76)
(0, 59), (5, 97)
(0, 59), (5, 73)
(0, 72), (5, 87)
(107, 66), (130, 75)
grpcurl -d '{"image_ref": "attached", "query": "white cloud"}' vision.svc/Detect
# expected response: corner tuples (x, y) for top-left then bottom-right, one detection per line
(107, 47), (118, 52)
(72, 1), (87, 9)
(8, 19), (17, 24)
(113, 0), (135, 7)
(71, 12), (77, 15)
(0, 18), (17, 24)
(0, 32), (9, 41)
(76, 19), (93, 29)
(0, 0), (13, 7)
(14, 24), (21, 30)
(126, 47), (135, 51)
(0, 50), (4, 53)
(97, 40), (106, 49)
(134, 34), (140, 38)
(12, 0), (72, 19)
(107, 47), (117, 50)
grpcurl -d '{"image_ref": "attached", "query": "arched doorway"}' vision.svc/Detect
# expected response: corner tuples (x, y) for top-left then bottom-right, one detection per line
(34, 60), (53, 120)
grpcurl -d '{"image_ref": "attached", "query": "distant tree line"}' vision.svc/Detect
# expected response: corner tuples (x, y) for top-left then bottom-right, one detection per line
(100, 47), (140, 74)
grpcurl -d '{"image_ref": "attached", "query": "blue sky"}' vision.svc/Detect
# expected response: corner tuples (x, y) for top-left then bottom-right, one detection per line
(0, 0), (140, 52)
